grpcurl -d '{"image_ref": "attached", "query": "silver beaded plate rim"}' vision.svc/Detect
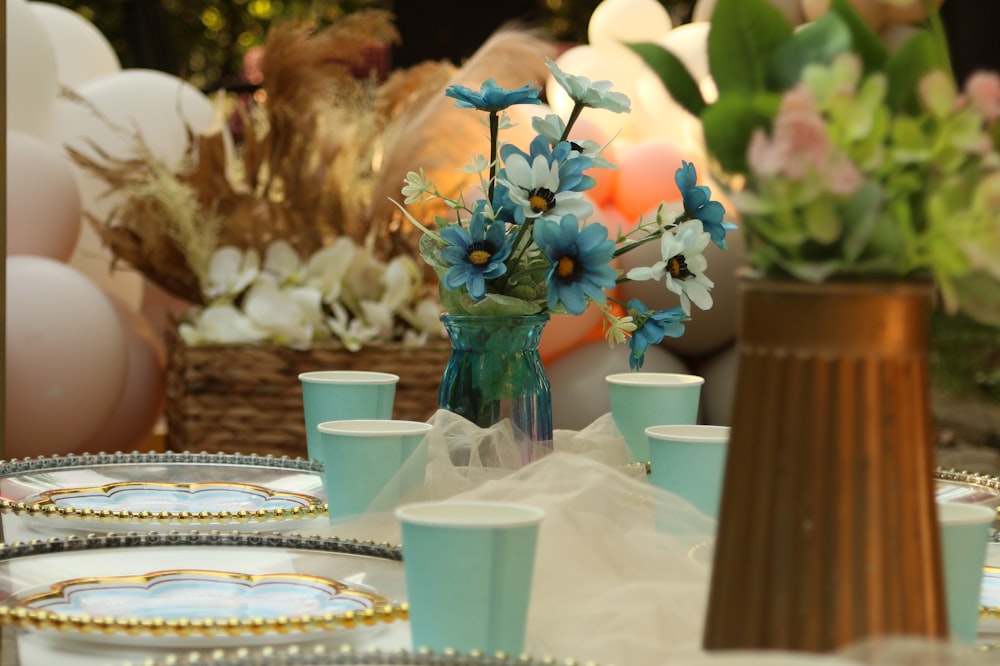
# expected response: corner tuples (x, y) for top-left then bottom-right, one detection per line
(0, 451), (328, 524)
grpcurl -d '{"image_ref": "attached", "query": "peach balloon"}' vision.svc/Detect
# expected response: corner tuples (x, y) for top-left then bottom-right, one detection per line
(78, 296), (166, 454)
(539, 303), (605, 365)
(6, 129), (82, 261)
(5, 256), (128, 458)
(611, 138), (688, 221)
(883, 0), (944, 23)
(567, 116), (618, 206)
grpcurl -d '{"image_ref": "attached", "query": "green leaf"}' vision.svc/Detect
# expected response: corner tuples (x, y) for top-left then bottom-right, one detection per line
(701, 93), (778, 175)
(767, 12), (852, 91)
(885, 31), (942, 114)
(707, 0), (793, 96)
(950, 270), (1000, 327)
(828, 0), (888, 74)
(628, 42), (706, 118)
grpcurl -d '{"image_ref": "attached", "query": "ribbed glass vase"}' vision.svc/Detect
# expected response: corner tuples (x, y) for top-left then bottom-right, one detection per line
(438, 314), (553, 462)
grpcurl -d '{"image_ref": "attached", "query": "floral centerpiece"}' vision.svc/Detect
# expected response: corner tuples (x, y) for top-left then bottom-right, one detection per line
(393, 58), (732, 443)
(628, 0), (1000, 652)
(632, 0), (1000, 325)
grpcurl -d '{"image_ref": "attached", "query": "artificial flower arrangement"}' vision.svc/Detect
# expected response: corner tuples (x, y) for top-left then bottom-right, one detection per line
(394, 59), (735, 369)
(632, 0), (1000, 327)
(177, 238), (444, 350)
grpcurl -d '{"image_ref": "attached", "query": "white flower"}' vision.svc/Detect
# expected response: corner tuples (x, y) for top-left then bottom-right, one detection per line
(178, 304), (268, 344)
(261, 240), (304, 284)
(531, 114), (616, 169)
(327, 302), (380, 352)
(602, 307), (637, 347)
(499, 152), (593, 223)
(304, 238), (357, 305)
(360, 300), (395, 339)
(242, 281), (322, 349)
(402, 169), (432, 204)
(626, 220), (714, 315)
(381, 255), (421, 311)
(203, 246), (260, 301)
(546, 58), (631, 113)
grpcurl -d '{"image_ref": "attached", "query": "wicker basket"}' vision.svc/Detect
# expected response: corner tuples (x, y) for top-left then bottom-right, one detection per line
(164, 326), (452, 457)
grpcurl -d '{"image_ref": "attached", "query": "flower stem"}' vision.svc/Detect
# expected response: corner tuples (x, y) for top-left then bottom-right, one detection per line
(560, 103), (585, 142)
(488, 111), (500, 202)
(923, 0), (954, 81)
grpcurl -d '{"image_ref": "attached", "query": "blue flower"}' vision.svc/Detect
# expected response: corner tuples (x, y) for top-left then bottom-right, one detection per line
(440, 210), (512, 300)
(533, 215), (617, 315)
(445, 79), (542, 112)
(675, 161), (736, 249)
(626, 299), (686, 370)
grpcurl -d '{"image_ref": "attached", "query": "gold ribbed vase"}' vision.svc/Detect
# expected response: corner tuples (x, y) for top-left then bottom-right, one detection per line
(704, 279), (947, 652)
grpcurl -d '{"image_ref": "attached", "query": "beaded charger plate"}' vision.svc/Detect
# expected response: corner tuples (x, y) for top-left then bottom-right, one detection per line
(145, 646), (590, 666)
(0, 452), (328, 539)
(0, 532), (407, 649)
(935, 468), (1000, 511)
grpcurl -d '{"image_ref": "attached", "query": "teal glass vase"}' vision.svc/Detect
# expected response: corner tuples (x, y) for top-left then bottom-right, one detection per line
(438, 314), (553, 460)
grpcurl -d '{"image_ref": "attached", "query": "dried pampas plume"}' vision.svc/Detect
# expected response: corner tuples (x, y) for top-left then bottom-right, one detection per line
(369, 25), (557, 252)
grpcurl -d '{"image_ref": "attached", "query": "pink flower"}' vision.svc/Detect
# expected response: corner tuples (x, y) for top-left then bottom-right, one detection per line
(746, 86), (832, 181)
(964, 70), (1000, 124)
(826, 157), (863, 195)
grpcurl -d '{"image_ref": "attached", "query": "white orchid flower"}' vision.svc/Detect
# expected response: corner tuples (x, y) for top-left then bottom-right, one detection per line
(626, 220), (714, 315)
(327, 302), (380, 352)
(242, 281), (322, 349)
(305, 238), (357, 305)
(382, 255), (421, 311)
(178, 304), (269, 345)
(204, 246), (260, 301)
(261, 239), (304, 285)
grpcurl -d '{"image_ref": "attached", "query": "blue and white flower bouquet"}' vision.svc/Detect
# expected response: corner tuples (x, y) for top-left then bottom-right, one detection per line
(394, 59), (736, 369)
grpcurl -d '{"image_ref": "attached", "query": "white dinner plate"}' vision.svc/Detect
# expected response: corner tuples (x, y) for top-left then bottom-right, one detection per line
(0, 532), (406, 649)
(0, 451), (328, 538)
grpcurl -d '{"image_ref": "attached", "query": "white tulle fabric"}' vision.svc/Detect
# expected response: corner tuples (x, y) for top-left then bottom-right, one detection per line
(329, 410), (993, 666)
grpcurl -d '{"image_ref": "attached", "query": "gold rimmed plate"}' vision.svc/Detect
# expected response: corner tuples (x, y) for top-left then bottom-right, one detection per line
(0, 451), (328, 539)
(0, 532), (408, 652)
(935, 468), (1000, 513)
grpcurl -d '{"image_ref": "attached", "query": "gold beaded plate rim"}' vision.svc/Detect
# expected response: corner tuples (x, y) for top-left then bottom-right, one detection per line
(0, 533), (406, 643)
(934, 467), (1000, 513)
(0, 451), (330, 524)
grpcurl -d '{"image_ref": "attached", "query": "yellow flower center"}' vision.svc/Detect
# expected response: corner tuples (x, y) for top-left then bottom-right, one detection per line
(557, 256), (575, 278)
(667, 255), (693, 279)
(528, 188), (557, 213)
(469, 249), (492, 265)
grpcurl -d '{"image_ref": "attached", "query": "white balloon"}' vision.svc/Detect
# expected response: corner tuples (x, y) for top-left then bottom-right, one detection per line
(632, 68), (707, 156)
(696, 343), (739, 426)
(6, 0), (59, 139)
(657, 22), (711, 84)
(548, 339), (690, 430)
(550, 45), (641, 142)
(588, 0), (674, 65)
(29, 2), (121, 88)
(50, 68), (218, 311)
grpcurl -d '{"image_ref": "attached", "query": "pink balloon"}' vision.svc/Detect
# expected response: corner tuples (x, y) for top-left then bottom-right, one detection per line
(6, 130), (82, 260)
(5, 256), (128, 458)
(77, 296), (166, 454)
(611, 138), (688, 221)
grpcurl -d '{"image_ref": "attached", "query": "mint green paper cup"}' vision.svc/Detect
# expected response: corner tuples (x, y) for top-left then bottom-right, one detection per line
(607, 372), (703, 463)
(646, 424), (729, 519)
(937, 501), (995, 644)
(316, 419), (431, 519)
(396, 500), (544, 655)
(299, 370), (398, 461)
